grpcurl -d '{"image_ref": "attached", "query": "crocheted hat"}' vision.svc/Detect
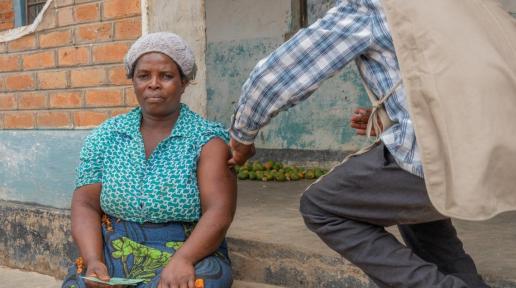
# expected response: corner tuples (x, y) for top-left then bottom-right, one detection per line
(124, 32), (197, 80)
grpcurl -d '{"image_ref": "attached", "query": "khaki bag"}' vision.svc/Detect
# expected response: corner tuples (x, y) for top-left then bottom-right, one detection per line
(381, 0), (516, 220)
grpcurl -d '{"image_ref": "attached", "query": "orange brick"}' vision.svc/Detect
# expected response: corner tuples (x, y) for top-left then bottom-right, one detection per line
(70, 67), (105, 87)
(0, 93), (16, 110)
(73, 110), (108, 128)
(22, 50), (56, 70)
(114, 18), (141, 40)
(18, 92), (47, 109)
(0, 11), (14, 20)
(75, 22), (113, 43)
(39, 30), (72, 48)
(0, 78), (5, 92)
(8, 35), (36, 52)
(110, 107), (132, 117)
(55, 0), (74, 8)
(37, 8), (57, 31)
(108, 66), (131, 85)
(124, 87), (138, 106)
(103, 0), (140, 19)
(4, 111), (35, 129)
(0, 113), (4, 129)
(0, 21), (14, 30)
(85, 88), (123, 107)
(58, 46), (90, 66)
(57, 6), (74, 27)
(49, 91), (82, 108)
(74, 3), (99, 23)
(5, 73), (34, 90)
(37, 111), (72, 128)
(92, 42), (129, 64)
(0, 1), (13, 12)
(0, 54), (20, 72)
(37, 70), (67, 89)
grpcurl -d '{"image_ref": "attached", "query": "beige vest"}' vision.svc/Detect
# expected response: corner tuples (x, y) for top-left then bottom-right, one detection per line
(379, 0), (516, 220)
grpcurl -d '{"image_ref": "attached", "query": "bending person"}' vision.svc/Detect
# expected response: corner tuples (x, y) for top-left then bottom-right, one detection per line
(228, 1), (490, 287)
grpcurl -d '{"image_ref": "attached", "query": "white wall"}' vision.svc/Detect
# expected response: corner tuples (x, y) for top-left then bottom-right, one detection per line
(145, 0), (208, 116)
(206, 0), (291, 42)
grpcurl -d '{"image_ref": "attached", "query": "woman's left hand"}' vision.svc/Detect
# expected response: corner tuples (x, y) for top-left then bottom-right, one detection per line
(158, 254), (196, 288)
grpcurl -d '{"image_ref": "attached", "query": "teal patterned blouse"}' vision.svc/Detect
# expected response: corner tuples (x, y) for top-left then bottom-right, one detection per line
(75, 104), (229, 223)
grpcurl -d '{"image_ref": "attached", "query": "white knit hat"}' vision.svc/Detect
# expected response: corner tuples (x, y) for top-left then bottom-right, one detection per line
(125, 32), (197, 80)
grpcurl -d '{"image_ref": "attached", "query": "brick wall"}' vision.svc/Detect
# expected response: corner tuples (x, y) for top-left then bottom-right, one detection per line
(0, 0), (14, 31)
(0, 0), (141, 129)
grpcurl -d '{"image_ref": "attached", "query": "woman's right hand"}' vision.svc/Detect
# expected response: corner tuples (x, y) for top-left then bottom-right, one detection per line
(84, 260), (111, 288)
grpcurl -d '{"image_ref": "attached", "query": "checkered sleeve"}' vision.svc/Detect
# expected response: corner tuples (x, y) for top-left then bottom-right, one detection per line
(230, 1), (373, 144)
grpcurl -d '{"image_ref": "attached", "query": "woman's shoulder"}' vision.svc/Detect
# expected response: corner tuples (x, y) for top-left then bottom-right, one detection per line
(180, 104), (229, 142)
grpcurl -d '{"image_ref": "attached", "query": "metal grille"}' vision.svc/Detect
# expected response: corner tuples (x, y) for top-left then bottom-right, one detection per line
(26, 0), (47, 25)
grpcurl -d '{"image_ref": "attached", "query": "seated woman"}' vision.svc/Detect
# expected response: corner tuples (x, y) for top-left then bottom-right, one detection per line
(62, 32), (236, 288)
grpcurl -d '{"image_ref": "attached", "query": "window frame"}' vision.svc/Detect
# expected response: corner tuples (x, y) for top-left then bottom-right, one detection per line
(285, 0), (307, 40)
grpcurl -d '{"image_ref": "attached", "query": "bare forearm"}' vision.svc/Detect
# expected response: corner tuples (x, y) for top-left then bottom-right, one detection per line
(71, 190), (104, 265)
(174, 210), (233, 264)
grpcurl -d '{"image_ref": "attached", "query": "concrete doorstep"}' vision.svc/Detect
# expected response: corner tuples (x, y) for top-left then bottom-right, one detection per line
(227, 181), (516, 288)
(0, 266), (61, 288)
(1, 181), (516, 287)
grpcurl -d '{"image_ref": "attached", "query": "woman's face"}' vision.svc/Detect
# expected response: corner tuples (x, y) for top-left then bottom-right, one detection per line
(132, 52), (187, 119)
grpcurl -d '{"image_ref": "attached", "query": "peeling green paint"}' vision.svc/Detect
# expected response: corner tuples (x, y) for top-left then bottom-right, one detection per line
(205, 1), (370, 151)
(0, 131), (88, 208)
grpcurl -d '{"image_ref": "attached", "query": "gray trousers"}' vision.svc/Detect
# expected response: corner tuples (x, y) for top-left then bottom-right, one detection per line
(300, 143), (489, 288)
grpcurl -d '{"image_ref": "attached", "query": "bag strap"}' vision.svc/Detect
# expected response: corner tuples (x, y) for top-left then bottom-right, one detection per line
(357, 68), (401, 141)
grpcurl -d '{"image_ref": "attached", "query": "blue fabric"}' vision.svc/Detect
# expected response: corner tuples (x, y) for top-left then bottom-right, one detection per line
(75, 104), (229, 223)
(62, 215), (232, 288)
(231, 0), (424, 177)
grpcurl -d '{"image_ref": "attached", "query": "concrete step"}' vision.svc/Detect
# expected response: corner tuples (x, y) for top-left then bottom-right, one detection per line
(0, 266), (61, 288)
(1, 181), (516, 287)
(233, 280), (284, 288)
(227, 181), (516, 288)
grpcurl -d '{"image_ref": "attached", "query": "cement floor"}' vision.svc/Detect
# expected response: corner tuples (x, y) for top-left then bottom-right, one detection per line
(1, 180), (514, 287)
(228, 180), (516, 284)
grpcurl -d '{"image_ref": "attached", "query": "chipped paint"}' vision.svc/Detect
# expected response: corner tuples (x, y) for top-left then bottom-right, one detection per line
(0, 131), (88, 208)
(205, 0), (370, 151)
(147, 0), (208, 116)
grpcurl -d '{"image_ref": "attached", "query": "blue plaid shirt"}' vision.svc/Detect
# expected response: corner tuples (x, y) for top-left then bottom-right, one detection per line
(230, 0), (423, 177)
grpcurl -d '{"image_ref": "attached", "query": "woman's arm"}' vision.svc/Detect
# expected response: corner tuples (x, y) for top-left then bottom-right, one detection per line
(71, 183), (111, 286)
(159, 137), (237, 288)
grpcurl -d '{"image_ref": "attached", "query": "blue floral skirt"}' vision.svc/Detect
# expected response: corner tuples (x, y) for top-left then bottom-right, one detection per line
(62, 215), (232, 288)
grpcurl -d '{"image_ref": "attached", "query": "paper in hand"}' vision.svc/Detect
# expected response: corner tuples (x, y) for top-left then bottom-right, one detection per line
(81, 276), (145, 286)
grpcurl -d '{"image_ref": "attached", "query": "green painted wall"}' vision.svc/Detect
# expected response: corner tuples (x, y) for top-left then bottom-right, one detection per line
(205, 0), (369, 151)
(0, 131), (87, 208)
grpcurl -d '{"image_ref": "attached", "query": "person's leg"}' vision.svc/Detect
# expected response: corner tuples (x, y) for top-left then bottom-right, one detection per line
(398, 221), (489, 287)
(194, 254), (233, 288)
(300, 143), (473, 288)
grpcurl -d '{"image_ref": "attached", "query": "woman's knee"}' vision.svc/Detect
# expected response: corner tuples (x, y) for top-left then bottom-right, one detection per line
(194, 255), (232, 288)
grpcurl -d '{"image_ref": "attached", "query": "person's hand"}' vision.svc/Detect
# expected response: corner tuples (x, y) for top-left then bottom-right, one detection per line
(158, 254), (196, 288)
(350, 107), (381, 136)
(84, 260), (114, 288)
(227, 137), (255, 167)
